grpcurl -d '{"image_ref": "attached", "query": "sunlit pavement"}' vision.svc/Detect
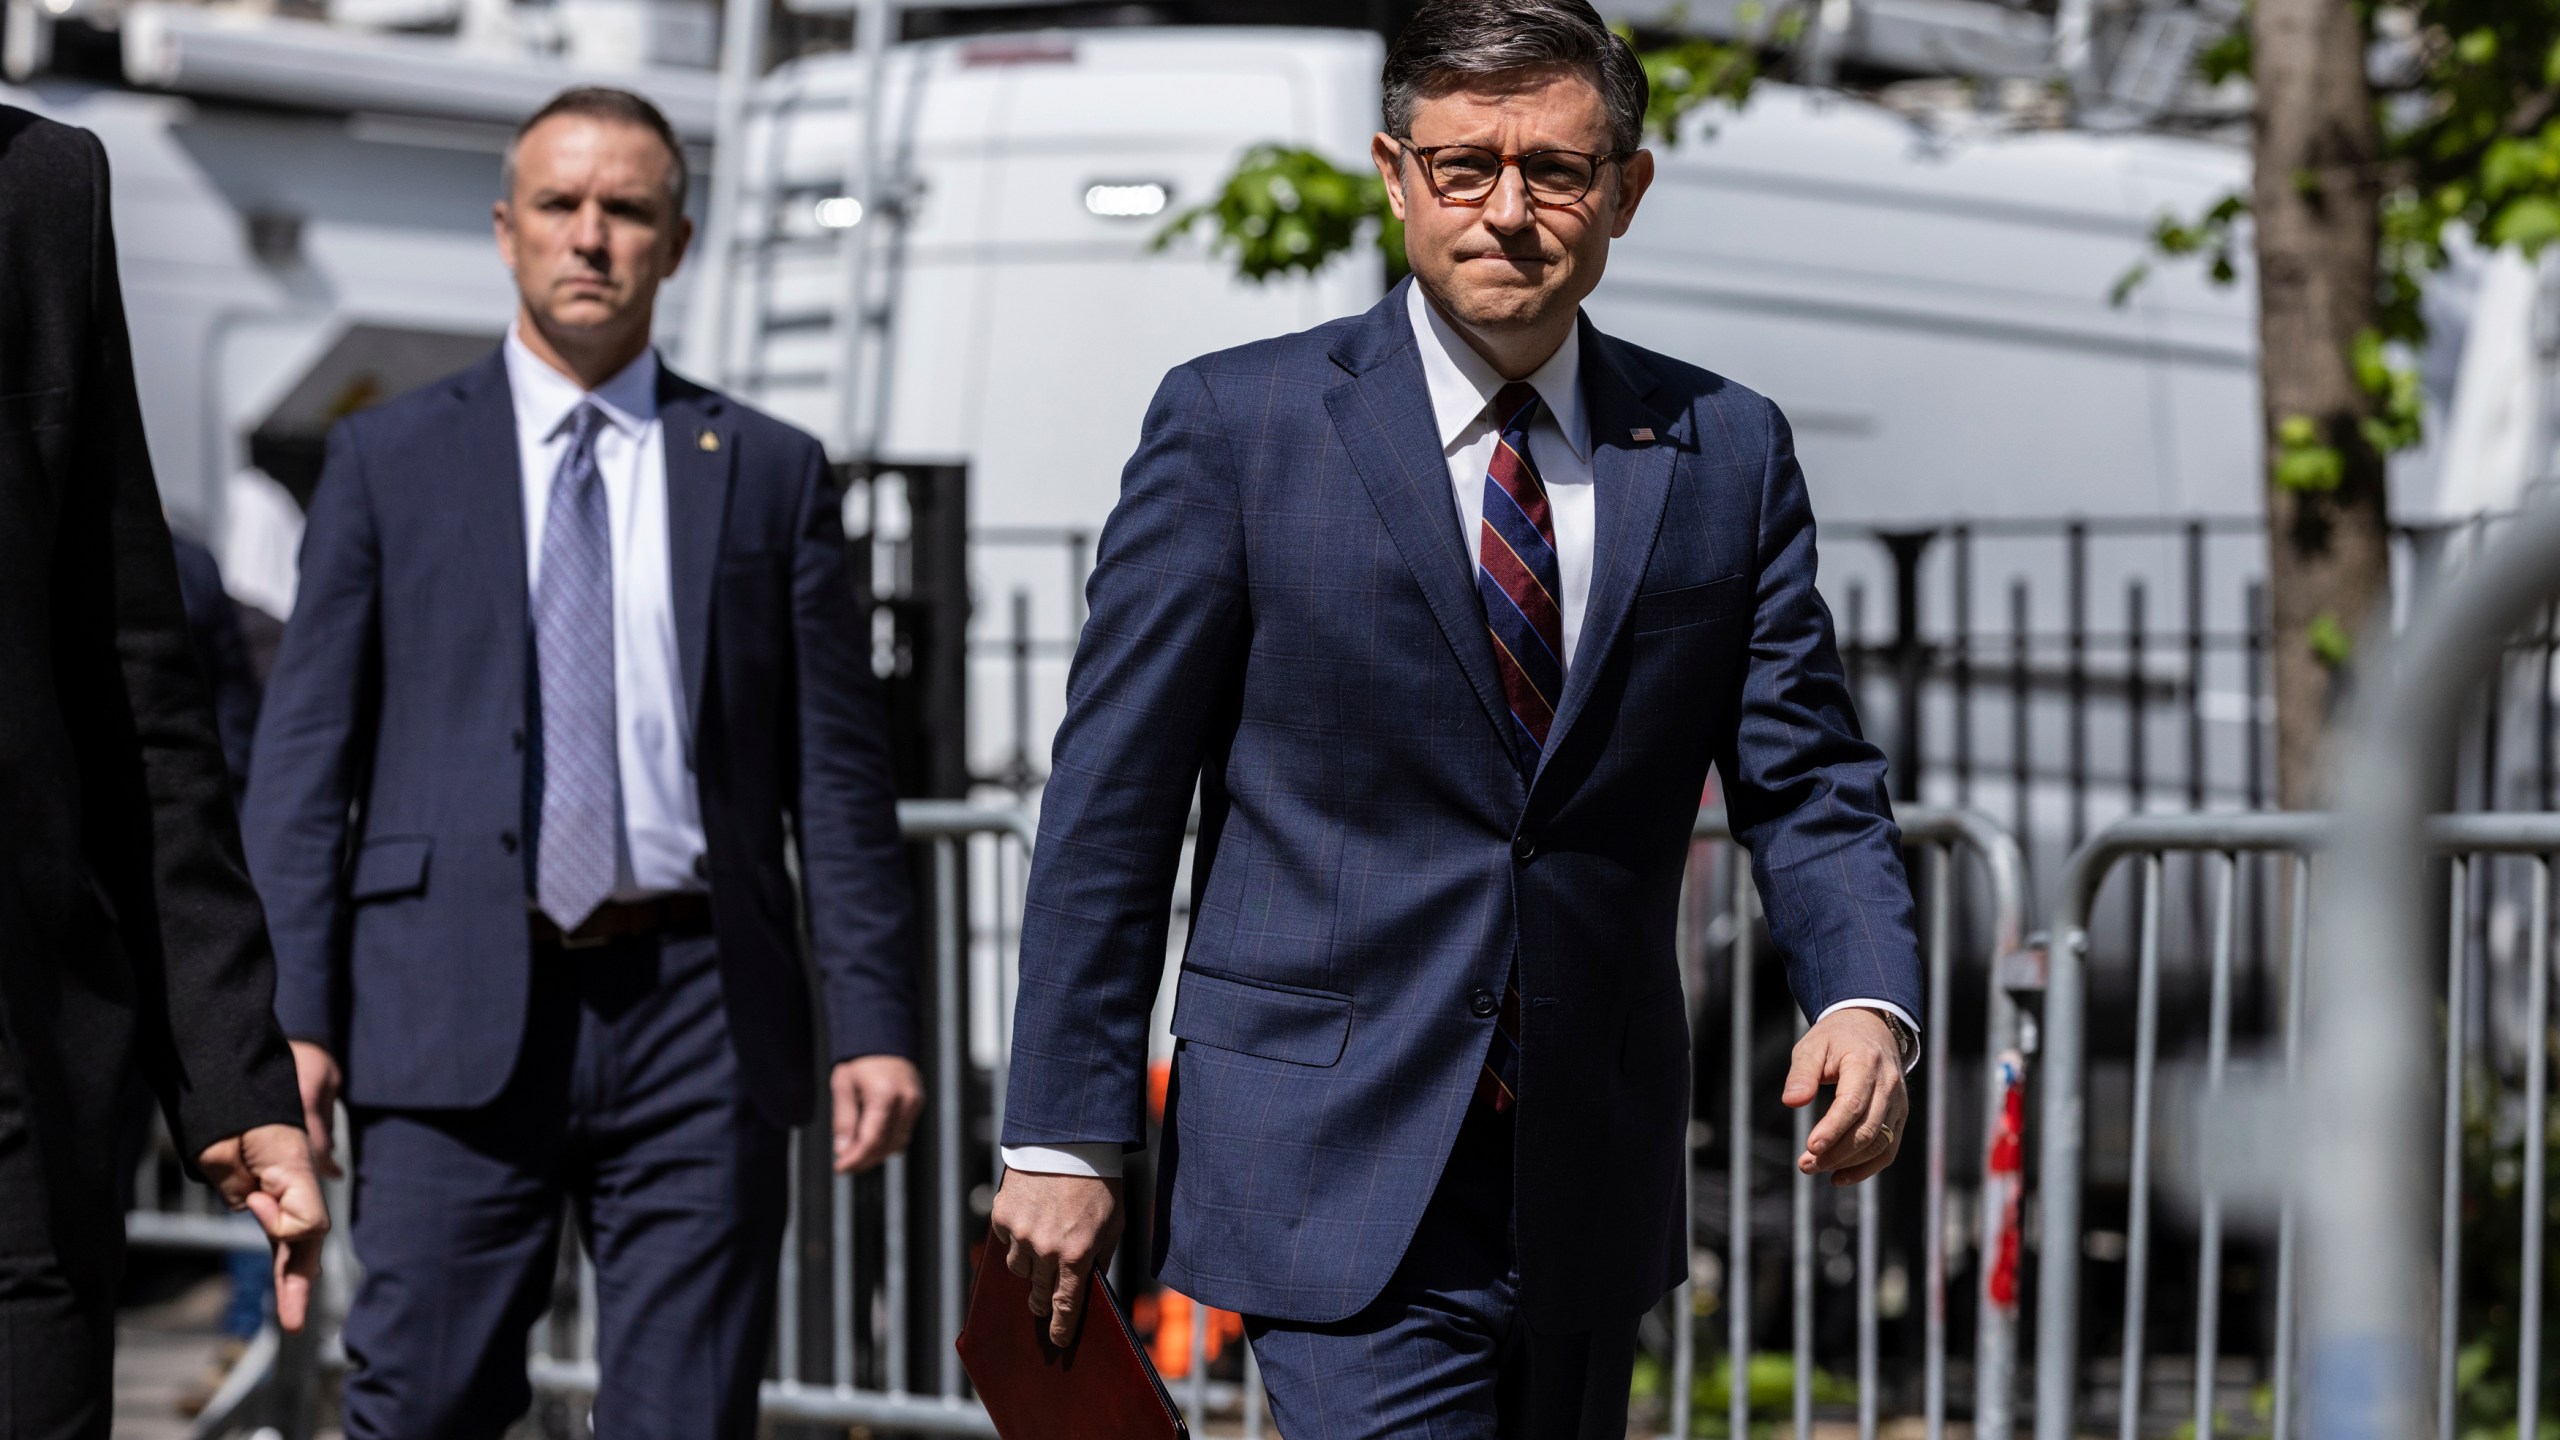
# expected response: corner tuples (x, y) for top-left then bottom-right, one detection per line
(114, 1276), (232, 1440)
(110, 1292), (1764, 1440)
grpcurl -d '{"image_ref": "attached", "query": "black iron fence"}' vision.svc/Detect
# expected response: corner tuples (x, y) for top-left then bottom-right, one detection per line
(950, 510), (2560, 1428)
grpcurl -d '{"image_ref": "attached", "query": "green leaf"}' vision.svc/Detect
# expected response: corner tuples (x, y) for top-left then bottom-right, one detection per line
(2481, 137), (2540, 199)
(1636, 12), (1805, 146)
(2351, 328), (2390, 395)
(2456, 28), (2498, 66)
(2546, 37), (2560, 89)
(2274, 446), (2344, 492)
(2125, 190), (2248, 302)
(2493, 196), (2560, 256)
(1149, 144), (1395, 283)
(2355, 334), (2426, 455)
(2306, 612), (2352, 670)
(2196, 21), (2251, 85)
(2110, 262), (2152, 308)
(2273, 414), (2344, 493)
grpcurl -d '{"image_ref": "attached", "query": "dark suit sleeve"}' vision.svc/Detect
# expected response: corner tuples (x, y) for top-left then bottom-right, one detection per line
(241, 422), (383, 1053)
(61, 129), (299, 1156)
(787, 439), (920, 1065)
(1001, 363), (1249, 1152)
(1718, 398), (1923, 1022)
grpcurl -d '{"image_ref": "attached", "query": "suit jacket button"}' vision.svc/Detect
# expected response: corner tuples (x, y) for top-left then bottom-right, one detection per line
(511, 728), (527, 754)
(1512, 835), (1536, 862)
(1470, 989), (1498, 1018)
(500, 830), (519, 854)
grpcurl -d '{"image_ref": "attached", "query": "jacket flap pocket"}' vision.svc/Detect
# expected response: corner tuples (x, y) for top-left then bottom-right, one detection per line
(349, 836), (433, 901)
(1632, 575), (1745, 633)
(1170, 968), (1351, 1067)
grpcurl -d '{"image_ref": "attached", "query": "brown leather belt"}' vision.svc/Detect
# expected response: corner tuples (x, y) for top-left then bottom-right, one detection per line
(530, 893), (714, 950)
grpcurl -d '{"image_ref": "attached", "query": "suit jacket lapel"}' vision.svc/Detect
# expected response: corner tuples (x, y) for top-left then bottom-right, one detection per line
(1323, 290), (1520, 763)
(1535, 323), (1682, 790)
(658, 372), (732, 728)
(451, 352), (529, 646)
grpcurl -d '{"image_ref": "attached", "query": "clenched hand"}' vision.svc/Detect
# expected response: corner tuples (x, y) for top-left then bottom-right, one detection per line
(197, 1123), (330, 1331)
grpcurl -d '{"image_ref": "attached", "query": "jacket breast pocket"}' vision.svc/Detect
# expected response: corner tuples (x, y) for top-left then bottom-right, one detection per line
(348, 836), (433, 904)
(1170, 967), (1352, 1067)
(1631, 575), (1746, 633)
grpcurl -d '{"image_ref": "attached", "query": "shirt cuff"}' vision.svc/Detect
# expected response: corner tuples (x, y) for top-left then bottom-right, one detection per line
(1000, 1143), (1124, 1179)
(1817, 998), (1922, 1072)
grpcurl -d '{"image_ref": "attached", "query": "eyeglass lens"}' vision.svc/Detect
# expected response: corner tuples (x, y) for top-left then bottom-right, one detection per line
(1428, 148), (1600, 204)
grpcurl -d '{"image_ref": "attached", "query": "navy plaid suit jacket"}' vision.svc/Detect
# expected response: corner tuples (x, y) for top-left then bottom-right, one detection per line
(1003, 280), (1921, 1331)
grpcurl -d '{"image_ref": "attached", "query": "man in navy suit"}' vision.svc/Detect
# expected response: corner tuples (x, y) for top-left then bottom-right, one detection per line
(243, 87), (923, 1439)
(991, 3), (1922, 1434)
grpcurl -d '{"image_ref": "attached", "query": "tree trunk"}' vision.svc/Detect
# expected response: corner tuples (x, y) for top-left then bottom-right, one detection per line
(2252, 0), (2387, 809)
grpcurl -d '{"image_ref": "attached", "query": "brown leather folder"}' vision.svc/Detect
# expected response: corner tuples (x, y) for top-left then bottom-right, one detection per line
(956, 1226), (1190, 1440)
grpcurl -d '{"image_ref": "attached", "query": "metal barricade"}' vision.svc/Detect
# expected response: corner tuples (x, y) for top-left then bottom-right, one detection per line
(1672, 805), (2030, 1440)
(528, 799), (1031, 1436)
(2032, 810), (2560, 1440)
(498, 796), (2024, 1435)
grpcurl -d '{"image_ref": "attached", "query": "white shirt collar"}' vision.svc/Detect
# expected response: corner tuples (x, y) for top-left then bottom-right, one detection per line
(1405, 280), (1589, 462)
(504, 323), (660, 440)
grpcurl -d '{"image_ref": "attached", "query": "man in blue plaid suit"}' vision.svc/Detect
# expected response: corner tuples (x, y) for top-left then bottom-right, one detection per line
(992, 2), (1924, 1433)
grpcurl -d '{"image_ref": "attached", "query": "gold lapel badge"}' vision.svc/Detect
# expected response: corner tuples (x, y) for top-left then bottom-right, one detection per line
(698, 429), (721, 453)
(1630, 427), (1656, 443)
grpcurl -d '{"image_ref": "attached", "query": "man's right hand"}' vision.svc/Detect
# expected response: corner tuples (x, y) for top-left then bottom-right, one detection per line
(989, 1169), (1123, 1348)
(289, 1040), (343, 1179)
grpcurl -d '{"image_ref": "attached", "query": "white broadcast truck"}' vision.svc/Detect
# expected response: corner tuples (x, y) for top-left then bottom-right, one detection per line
(9, 16), (2269, 804)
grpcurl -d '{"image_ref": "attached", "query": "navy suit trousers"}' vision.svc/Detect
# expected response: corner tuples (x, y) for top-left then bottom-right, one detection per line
(340, 931), (785, 1439)
(1245, 1103), (1642, 1440)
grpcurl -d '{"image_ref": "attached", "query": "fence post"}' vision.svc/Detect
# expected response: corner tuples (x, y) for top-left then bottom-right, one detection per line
(1878, 529), (1938, 805)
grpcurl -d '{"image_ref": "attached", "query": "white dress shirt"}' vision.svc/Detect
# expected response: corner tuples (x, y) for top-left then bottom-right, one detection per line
(506, 327), (706, 899)
(1410, 280), (1601, 668)
(1001, 290), (1915, 1180)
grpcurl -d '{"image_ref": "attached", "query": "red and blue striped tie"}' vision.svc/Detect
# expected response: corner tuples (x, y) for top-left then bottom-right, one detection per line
(1477, 382), (1566, 766)
(1474, 381), (1560, 1114)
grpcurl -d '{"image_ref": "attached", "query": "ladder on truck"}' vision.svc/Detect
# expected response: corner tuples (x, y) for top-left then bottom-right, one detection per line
(686, 0), (921, 465)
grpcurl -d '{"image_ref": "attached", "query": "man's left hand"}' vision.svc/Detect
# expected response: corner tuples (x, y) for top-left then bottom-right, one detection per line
(831, 1055), (925, 1173)
(198, 1123), (330, 1332)
(1782, 1008), (1909, 1186)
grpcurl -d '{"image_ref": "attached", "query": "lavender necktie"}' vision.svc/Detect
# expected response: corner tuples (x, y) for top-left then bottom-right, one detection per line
(533, 402), (618, 932)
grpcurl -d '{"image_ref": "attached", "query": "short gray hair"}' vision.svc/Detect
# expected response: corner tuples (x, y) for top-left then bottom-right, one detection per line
(500, 86), (689, 214)
(1382, 0), (1650, 155)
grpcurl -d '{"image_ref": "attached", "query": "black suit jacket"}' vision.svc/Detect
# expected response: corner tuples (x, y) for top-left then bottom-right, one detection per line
(0, 107), (301, 1193)
(243, 351), (918, 1126)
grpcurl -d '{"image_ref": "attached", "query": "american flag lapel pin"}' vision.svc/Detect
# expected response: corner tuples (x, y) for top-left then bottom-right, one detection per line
(1630, 427), (1656, 443)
